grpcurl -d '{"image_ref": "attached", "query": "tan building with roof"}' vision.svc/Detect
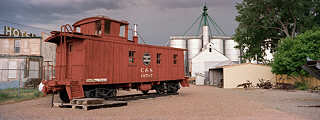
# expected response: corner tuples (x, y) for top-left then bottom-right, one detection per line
(209, 63), (276, 88)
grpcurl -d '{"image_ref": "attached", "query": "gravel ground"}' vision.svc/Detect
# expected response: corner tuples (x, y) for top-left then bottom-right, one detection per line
(0, 85), (318, 120)
(230, 88), (320, 120)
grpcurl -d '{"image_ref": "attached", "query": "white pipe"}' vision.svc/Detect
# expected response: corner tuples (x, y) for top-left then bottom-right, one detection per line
(202, 26), (209, 48)
(134, 24), (137, 37)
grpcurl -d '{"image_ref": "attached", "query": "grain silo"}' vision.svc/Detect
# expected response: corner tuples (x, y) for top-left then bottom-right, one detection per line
(225, 39), (240, 63)
(169, 4), (241, 84)
(187, 38), (202, 59)
(210, 38), (223, 53)
(169, 36), (186, 49)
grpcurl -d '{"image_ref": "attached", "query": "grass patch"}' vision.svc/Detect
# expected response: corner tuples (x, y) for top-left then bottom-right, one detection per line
(0, 88), (43, 104)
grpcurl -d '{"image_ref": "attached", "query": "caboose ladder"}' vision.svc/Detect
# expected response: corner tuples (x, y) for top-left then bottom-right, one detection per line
(68, 81), (85, 99)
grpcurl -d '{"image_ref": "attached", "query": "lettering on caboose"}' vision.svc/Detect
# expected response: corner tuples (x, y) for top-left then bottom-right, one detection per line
(86, 78), (108, 82)
(140, 68), (153, 78)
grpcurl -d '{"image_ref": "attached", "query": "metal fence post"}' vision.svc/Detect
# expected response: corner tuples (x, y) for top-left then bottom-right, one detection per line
(17, 63), (21, 97)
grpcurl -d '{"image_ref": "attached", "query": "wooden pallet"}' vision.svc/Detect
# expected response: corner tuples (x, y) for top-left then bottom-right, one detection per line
(70, 98), (105, 105)
(54, 99), (127, 110)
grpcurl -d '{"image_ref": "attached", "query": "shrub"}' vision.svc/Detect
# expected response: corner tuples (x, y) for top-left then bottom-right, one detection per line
(294, 81), (309, 90)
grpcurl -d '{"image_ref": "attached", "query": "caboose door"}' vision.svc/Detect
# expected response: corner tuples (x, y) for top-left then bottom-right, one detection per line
(66, 42), (72, 79)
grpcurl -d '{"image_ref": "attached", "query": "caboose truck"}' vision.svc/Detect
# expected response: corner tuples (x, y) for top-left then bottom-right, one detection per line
(40, 16), (189, 103)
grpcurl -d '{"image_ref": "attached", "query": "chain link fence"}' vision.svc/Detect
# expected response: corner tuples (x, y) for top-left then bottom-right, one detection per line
(0, 56), (53, 103)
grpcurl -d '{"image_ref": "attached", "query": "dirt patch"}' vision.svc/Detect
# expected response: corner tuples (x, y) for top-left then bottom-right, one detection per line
(0, 85), (315, 120)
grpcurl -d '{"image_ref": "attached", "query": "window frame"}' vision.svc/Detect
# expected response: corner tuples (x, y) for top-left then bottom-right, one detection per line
(129, 50), (136, 64)
(156, 53), (161, 64)
(14, 39), (20, 53)
(104, 20), (111, 35)
(119, 24), (126, 37)
(95, 20), (102, 35)
(8, 61), (17, 79)
(173, 54), (178, 64)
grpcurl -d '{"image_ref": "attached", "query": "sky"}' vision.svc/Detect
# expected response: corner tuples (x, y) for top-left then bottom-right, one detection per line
(0, 0), (240, 45)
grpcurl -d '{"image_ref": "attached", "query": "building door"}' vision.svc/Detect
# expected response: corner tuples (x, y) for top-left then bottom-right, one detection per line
(209, 69), (223, 88)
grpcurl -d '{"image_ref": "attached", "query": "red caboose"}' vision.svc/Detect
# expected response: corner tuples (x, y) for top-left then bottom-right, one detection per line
(41, 16), (189, 102)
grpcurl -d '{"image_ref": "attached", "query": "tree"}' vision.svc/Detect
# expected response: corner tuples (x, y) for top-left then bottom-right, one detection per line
(271, 29), (320, 79)
(233, 0), (320, 63)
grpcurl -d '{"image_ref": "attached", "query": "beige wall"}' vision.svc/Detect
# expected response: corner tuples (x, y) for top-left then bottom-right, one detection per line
(41, 32), (56, 65)
(0, 38), (41, 56)
(223, 63), (275, 88)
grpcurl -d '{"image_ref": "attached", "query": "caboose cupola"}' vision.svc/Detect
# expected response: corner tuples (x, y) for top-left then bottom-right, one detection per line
(72, 16), (130, 42)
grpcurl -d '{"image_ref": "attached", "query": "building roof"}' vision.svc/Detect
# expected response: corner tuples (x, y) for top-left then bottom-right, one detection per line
(191, 42), (226, 60)
(0, 36), (41, 39)
(73, 16), (129, 26)
(209, 63), (271, 70)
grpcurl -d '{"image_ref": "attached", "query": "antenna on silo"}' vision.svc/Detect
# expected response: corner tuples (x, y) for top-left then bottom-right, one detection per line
(182, 2), (226, 37)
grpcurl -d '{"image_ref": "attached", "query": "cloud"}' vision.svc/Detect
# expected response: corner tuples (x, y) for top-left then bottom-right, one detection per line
(0, 0), (128, 24)
(0, 0), (239, 45)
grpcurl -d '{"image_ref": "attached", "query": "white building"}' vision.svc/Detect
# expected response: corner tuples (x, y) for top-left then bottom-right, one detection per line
(191, 42), (232, 85)
(170, 34), (241, 85)
(169, 5), (241, 85)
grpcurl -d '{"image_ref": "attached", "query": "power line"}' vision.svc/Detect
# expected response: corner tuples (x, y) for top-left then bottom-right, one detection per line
(0, 19), (55, 32)
(136, 31), (146, 44)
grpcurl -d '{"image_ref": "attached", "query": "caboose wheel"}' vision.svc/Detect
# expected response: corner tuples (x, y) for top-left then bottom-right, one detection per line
(102, 88), (117, 98)
(59, 89), (70, 103)
(155, 84), (166, 94)
(108, 89), (117, 98)
(84, 89), (96, 98)
(155, 88), (165, 94)
(85, 88), (117, 99)
(167, 82), (180, 93)
(141, 90), (149, 94)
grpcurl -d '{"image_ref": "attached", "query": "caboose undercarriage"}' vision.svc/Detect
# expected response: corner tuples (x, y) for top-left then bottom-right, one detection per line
(44, 80), (185, 103)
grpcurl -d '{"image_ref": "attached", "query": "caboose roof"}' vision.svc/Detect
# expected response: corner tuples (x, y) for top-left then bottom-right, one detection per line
(45, 32), (87, 44)
(73, 16), (129, 26)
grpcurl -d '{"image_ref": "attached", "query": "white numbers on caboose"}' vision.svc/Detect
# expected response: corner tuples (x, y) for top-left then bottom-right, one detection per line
(140, 68), (153, 78)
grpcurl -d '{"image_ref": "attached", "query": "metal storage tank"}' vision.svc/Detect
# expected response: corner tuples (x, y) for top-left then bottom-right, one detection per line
(210, 39), (223, 53)
(170, 36), (188, 75)
(169, 37), (186, 49)
(225, 40), (240, 63)
(187, 39), (202, 59)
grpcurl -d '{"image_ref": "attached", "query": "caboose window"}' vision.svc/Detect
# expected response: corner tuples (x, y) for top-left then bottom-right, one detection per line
(129, 51), (135, 63)
(173, 54), (177, 64)
(76, 27), (81, 33)
(157, 53), (161, 64)
(104, 20), (111, 34)
(95, 20), (101, 35)
(119, 24), (125, 37)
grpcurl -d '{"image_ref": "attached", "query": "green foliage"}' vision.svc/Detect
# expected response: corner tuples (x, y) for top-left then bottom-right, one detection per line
(0, 92), (10, 100)
(294, 81), (309, 90)
(0, 88), (43, 104)
(33, 91), (41, 97)
(233, 0), (320, 63)
(271, 29), (320, 77)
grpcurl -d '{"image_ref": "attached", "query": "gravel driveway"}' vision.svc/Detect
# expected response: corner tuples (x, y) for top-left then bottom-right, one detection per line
(0, 85), (319, 120)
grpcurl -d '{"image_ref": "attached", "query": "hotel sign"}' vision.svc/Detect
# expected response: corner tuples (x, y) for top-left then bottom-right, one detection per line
(3, 26), (36, 37)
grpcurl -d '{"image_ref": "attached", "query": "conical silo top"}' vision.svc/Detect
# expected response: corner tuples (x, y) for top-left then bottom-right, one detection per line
(183, 3), (226, 36)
